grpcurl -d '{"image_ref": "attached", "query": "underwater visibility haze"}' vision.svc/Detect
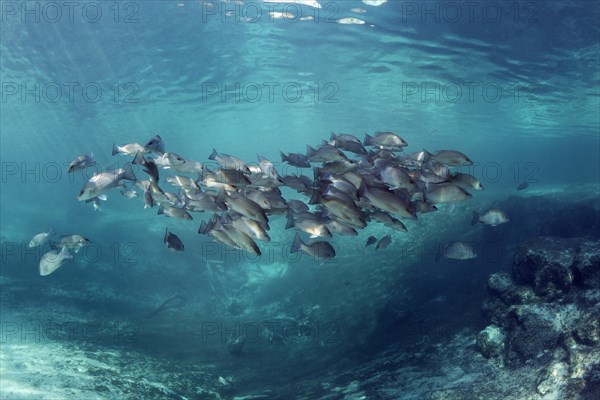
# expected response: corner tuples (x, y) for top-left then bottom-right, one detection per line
(1, 1), (599, 399)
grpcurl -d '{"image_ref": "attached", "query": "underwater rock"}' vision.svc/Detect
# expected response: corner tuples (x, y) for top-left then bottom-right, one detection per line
(535, 361), (570, 396)
(479, 235), (600, 398)
(572, 240), (600, 289)
(504, 303), (581, 366)
(481, 296), (510, 326)
(482, 273), (536, 326)
(487, 272), (537, 305)
(476, 325), (504, 360)
(513, 237), (578, 300)
(573, 306), (600, 346)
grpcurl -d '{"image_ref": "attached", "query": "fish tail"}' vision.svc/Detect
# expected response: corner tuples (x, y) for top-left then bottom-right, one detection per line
(285, 211), (295, 230)
(279, 151), (288, 163)
(308, 189), (321, 205)
(112, 143), (120, 156)
(122, 163), (137, 181)
(132, 151), (145, 166)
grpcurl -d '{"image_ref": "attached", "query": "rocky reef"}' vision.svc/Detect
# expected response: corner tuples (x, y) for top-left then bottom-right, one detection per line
(478, 236), (600, 398)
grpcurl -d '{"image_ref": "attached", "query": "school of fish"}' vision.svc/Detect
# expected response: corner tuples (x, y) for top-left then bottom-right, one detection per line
(33, 131), (510, 274)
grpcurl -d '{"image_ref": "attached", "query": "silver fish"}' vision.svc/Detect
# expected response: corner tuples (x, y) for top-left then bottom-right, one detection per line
(158, 204), (193, 220)
(166, 175), (199, 190)
(67, 154), (96, 173)
(77, 164), (137, 201)
(217, 190), (267, 224)
(431, 150), (473, 166)
(257, 155), (281, 182)
(29, 228), (55, 248)
(364, 132), (407, 150)
(144, 134), (164, 154)
(286, 212), (331, 238)
(280, 151), (311, 168)
(450, 172), (483, 191)
(209, 148), (248, 173)
(220, 223), (261, 256)
(359, 185), (417, 219)
(326, 220), (358, 236)
(39, 246), (72, 276)
(472, 209), (509, 226)
(306, 144), (348, 163)
(443, 241), (477, 260)
(112, 143), (145, 156)
(229, 215), (271, 242)
(153, 152), (186, 168)
(425, 183), (472, 204)
(291, 233), (335, 261)
(120, 188), (138, 198)
(58, 234), (90, 253)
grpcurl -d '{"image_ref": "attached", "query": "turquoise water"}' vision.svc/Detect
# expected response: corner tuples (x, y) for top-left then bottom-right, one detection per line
(1, 1), (599, 399)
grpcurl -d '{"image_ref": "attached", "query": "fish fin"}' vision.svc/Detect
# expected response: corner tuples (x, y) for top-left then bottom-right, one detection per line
(97, 194), (108, 201)
(330, 131), (337, 141)
(308, 189), (321, 205)
(198, 221), (208, 235)
(208, 148), (218, 161)
(112, 144), (119, 156)
(49, 228), (55, 236)
(279, 151), (288, 163)
(164, 228), (168, 243)
(73, 247), (80, 254)
(290, 233), (303, 254)
(157, 204), (165, 215)
(305, 145), (317, 159)
(363, 133), (373, 146)
(215, 188), (227, 204)
(471, 211), (479, 225)
(285, 212), (295, 229)
(122, 163), (137, 181)
(132, 151), (145, 166)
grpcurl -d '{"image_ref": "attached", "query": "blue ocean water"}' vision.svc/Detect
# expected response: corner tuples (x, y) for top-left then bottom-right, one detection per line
(1, 1), (599, 399)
